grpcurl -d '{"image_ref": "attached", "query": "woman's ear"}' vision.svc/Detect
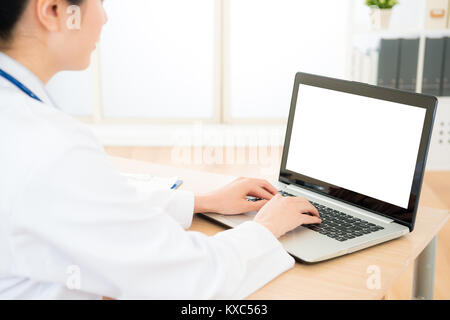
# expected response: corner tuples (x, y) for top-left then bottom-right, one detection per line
(35, 0), (64, 32)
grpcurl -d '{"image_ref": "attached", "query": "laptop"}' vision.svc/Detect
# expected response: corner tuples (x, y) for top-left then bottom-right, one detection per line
(199, 72), (437, 263)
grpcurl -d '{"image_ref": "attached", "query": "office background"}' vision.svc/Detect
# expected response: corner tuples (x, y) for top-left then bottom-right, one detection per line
(45, 0), (449, 299)
(45, 0), (450, 171)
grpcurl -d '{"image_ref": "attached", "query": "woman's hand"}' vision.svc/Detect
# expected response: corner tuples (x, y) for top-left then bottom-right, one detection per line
(254, 194), (321, 239)
(194, 177), (278, 215)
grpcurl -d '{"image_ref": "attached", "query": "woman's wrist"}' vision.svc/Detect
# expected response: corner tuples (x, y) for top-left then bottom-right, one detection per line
(194, 193), (215, 214)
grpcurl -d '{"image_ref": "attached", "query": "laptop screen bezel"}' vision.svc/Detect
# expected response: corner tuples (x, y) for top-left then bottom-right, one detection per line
(279, 72), (437, 232)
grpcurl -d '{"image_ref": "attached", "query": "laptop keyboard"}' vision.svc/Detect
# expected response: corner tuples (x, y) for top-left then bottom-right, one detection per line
(249, 191), (385, 242)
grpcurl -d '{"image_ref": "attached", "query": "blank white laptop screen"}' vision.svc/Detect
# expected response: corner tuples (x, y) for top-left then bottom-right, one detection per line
(285, 84), (427, 209)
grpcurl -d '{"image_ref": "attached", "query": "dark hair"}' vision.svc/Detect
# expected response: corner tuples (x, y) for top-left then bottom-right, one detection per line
(0, 0), (83, 43)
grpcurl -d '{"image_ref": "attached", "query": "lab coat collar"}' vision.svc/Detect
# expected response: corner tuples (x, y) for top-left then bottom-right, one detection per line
(0, 51), (55, 107)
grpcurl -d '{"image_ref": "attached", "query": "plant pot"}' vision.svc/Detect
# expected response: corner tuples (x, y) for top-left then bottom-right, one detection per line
(369, 8), (392, 30)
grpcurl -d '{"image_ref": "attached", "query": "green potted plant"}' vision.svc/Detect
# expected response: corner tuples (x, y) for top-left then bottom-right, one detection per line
(366, 0), (399, 30)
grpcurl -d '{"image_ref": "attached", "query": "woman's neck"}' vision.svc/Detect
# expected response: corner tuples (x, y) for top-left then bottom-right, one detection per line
(2, 42), (58, 84)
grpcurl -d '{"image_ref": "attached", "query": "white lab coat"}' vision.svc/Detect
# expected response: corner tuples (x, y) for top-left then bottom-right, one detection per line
(0, 52), (294, 300)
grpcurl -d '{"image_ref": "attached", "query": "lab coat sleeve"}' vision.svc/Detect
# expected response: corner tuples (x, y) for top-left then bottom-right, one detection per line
(132, 187), (195, 230)
(10, 126), (295, 299)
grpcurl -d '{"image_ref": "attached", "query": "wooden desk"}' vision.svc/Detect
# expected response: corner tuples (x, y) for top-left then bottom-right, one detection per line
(111, 156), (449, 300)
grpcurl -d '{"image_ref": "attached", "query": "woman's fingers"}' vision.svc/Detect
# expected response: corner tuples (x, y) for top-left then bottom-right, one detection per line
(303, 202), (320, 218)
(260, 180), (279, 195)
(244, 199), (268, 212)
(241, 178), (278, 194)
(248, 186), (275, 200)
(292, 197), (320, 217)
(300, 214), (322, 225)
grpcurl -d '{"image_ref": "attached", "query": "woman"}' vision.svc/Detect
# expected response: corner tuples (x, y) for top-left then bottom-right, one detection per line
(0, 0), (321, 299)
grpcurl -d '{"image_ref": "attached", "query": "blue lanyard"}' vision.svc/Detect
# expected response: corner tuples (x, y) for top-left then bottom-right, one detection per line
(0, 68), (42, 102)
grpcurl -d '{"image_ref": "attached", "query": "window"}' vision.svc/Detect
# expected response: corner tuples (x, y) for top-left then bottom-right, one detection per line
(100, 0), (217, 121)
(46, 0), (351, 124)
(227, 0), (351, 121)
